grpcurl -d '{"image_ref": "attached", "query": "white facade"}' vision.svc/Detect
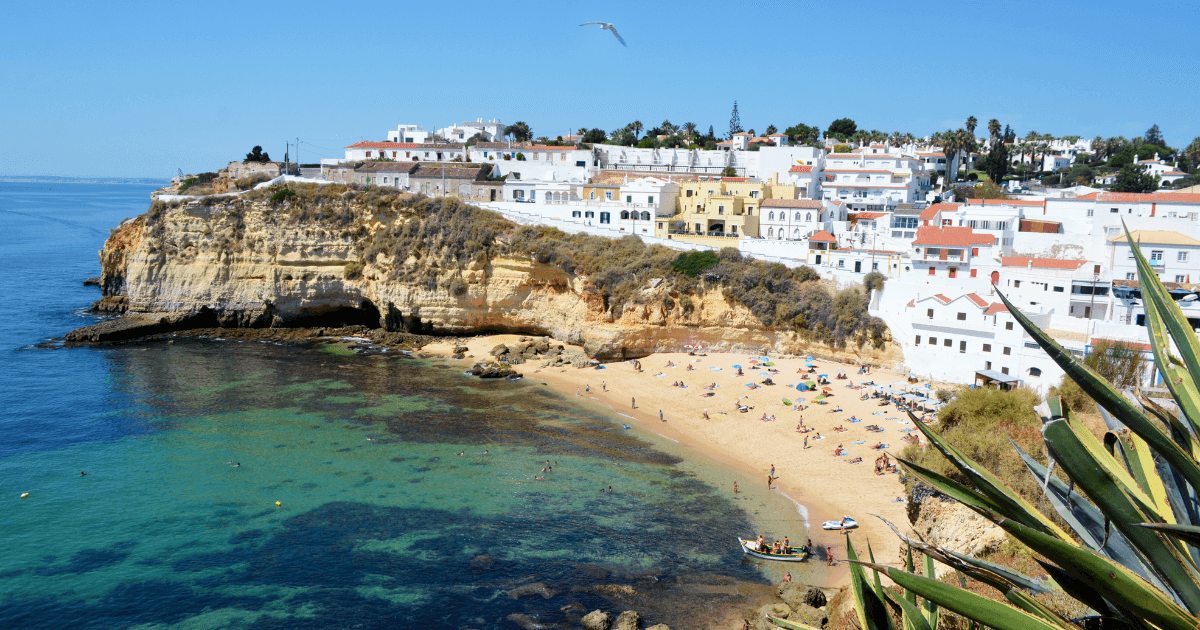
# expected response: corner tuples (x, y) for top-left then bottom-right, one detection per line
(343, 142), (465, 163)
(820, 152), (931, 212)
(1105, 231), (1200, 284)
(470, 144), (593, 182)
(592, 145), (825, 186)
(436, 118), (505, 143)
(387, 124), (431, 144)
(758, 199), (827, 240)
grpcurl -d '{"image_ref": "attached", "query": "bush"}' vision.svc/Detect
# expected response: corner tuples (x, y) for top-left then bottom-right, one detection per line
(863, 270), (885, 291)
(515, 152), (526, 161)
(1049, 375), (1095, 413)
(270, 187), (296, 204)
(344, 261), (363, 280)
(234, 173), (272, 190)
(722, 166), (736, 177)
(179, 172), (217, 193)
(670, 250), (720, 277)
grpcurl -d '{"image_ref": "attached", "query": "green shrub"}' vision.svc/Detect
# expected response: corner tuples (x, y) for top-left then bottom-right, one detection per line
(270, 187), (296, 204)
(344, 261), (363, 280)
(670, 250), (719, 277)
(515, 152), (525, 161)
(863, 270), (886, 291)
(234, 173), (272, 190)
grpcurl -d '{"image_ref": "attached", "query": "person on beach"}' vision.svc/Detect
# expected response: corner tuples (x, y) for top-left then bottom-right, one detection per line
(766, 474), (772, 489)
(783, 571), (791, 583)
(734, 481), (738, 494)
(80, 471), (89, 476)
(783, 536), (790, 553)
(804, 436), (809, 449)
(659, 410), (665, 422)
(827, 548), (835, 566)
(631, 397), (636, 409)
(585, 384), (590, 393)
(576, 388), (580, 396)
(602, 381), (607, 392)
(770, 464), (775, 476)
(703, 409), (709, 419)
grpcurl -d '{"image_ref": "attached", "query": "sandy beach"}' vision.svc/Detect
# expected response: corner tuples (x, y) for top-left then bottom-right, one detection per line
(426, 334), (930, 584)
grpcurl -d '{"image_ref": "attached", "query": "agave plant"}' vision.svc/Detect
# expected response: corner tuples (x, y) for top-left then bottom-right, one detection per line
(771, 224), (1200, 630)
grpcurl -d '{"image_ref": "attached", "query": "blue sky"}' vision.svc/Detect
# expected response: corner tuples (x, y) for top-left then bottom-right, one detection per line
(2, 0), (1197, 178)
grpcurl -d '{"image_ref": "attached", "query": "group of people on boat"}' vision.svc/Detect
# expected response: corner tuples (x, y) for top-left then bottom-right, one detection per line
(752, 535), (809, 556)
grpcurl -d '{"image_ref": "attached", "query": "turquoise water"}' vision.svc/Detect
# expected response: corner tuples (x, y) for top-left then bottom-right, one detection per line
(0, 183), (807, 629)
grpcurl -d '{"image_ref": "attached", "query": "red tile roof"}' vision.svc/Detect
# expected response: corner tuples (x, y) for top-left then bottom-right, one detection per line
(965, 293), (988, 308)
(913, 226), (995, 247)
(933, 294), (952, 304)
(984, 303), (1010, 315)
(906, 299), (915, 307)
(788, 165), (814, 173)
(918, 202), (961, 221)
(808, 230), (837, 242)
(853, 212), (888, 219)
(1000, 257), (1088, 270)
(1073, 192), (1200, 204)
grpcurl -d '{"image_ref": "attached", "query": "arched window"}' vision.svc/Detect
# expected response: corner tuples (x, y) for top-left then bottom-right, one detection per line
(620, 210), (629, 220)
(769, 211), (775, 220)
(793, 228), (800, 238)
(641, 211), (650, 220)
(806, 212), (812, 221)
(777, 231), (783, 239)
(768, 228), (774, 237)
(795, 212), (801, 221)
(1029, 367), (1042, 376)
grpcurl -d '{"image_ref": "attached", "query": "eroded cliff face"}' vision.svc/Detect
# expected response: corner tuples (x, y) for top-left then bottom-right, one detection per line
(91, 195), (793, 358)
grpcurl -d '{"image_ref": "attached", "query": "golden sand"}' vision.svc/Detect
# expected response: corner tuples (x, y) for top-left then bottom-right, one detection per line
(424, 335), (929, 582)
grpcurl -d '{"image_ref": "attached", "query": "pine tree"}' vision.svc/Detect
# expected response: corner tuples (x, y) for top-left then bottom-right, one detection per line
(728, 101), (742, 139)
(707, 125), (715, 142)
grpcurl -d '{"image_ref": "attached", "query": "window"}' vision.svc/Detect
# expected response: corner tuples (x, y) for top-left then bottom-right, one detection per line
(383, 177), (388, 183)
(750, 190), (759, 198)
(1029, 367), (1042, 376)
(944, 338), (952, 347)
(957, 312), (966, 320)
(589, 192), (595, 200)
(599, 212), (610, 224)
(795, 212), (802, 221)
(572, 211), (581, 218)
(1013, 280), (1021, 288)
(838, 259), (845, 268)
(1180, 252), (1189, 262)
(1126, 272), (1136, 280)
(1087, 209), (1093, 217)
(605, 191), (612, 200)
(985, 361), (992, 370)
(929, 337), (937, 345)
(1111, 208), (1119, 213)
(718, 205), (725, 215)
(1151, 250), (1164, 261)
(960, 341), (966, 353)
(1006, 321), (1013, 330)
(928, 266), (936, 276)
(1003, 347), (1011, 355)
(983, 344), (992, 352)
(915, 335), (922, 344)
(1177, 275), (1186, 283)
(872, 262), (879, 270)
(1001, 367), (1010, 375)
(768, 228), (773, 237)
(626, 195), (633, 203)
(1053, 286), (1064, 292)
(769, 212), (775, 221)
(585, 211), (594, 218)
(927, 309), (934, 319)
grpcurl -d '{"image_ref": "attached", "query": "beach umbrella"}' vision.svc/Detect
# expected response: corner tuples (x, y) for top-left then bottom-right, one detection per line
(731, 364), (742, 369)
(806, 356), (815, 361)
(804, 380), (816, 387)
(749, 360), (760, 364)
(814, 394), (827, 400)
(782, 398), (792, 406)
(589, 359), (600, 364)
(818, 374), (828, 378)
(763, 362), (775, 366)
(796, 383), (808, 391)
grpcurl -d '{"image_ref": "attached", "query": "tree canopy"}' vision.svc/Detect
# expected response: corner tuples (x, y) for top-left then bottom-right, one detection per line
(244, 146), (271, 163)
(503, 122), (533, 142)
(580, 128), (607, 144)
(825, 118), (857, 140)
(1144, 123), (1167, 148)
(1112, 164), (1159, 193)
(728, 101), (742, 139)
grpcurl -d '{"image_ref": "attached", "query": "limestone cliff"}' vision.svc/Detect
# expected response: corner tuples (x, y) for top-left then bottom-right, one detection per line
(80, 188), (896, 363)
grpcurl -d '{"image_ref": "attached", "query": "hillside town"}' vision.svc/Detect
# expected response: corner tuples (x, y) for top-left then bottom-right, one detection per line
(168, 114), (1200, 395)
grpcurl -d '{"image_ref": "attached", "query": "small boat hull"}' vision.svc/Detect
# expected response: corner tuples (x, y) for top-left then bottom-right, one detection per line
(821, 518), (859, 530)
(738, 538), (809, 562)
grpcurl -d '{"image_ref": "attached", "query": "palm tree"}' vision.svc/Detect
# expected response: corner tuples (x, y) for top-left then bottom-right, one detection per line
(988, 118), (1001, 141)
(630, 121), (643, 139)
(683, 122), (698, 144)
(966, 116), (978, 137)
(1186, 136), (1200, 171)
(938, 129), (967, 184)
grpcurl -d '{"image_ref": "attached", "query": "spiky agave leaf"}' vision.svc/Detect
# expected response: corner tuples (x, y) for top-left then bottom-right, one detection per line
(845, 534), (895, 630)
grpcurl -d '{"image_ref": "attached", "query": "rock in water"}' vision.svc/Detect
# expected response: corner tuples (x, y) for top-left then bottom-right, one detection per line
(614, 610), (641, 630)
(506, 613), (550, 630)
(645, 625), (670, 630)
(778, 583), (826, 609)
(506, 582), (557, 600)
(581, 610), (612, 630)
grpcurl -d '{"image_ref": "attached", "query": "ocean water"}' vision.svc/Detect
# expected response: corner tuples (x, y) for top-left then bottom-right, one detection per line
(0, 183), (811, 629)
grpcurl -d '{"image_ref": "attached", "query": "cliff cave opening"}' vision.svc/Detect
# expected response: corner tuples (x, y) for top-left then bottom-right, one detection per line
(287, 300), (382, 329)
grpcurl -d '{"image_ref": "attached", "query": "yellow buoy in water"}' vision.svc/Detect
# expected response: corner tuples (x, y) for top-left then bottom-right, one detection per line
(20, 492), (29, 499)
(275, 501), (282, 507)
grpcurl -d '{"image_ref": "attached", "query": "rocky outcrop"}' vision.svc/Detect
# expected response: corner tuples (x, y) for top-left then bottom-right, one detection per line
(909, 496), (1006, 576)
(581, 610), (612, 630)
(613, 610), (641, 630)
(76, 194), (898, 364)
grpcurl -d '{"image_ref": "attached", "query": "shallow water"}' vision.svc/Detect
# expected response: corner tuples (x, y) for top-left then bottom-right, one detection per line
(0, 183), (813, 629)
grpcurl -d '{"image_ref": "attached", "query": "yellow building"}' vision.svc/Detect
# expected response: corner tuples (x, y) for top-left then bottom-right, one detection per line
(660, 178), (797, 239)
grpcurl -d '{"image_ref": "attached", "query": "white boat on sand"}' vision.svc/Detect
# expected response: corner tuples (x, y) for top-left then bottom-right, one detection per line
(738, 538), (810, 562)
(822, 517), (858, 530)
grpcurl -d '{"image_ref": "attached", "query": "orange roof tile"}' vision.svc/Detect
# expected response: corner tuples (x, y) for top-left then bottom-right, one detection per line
(984, 303), (1010, 315)
(853, 212), (888, 219)
(1000, 257), (1088, 270)
(965, 293), (988, 308)
(788, 165), (814, 173)
(1073, 192), (1200, 204)
(913, 226), (995, 247)
(933, 294), (952, 304)
(1090, 338), (1152, 351)
(808, 230), (837, 242)
(966, 198), (1045, 207)
(918, 202), (961, 221)
(906, 299), (915, 307)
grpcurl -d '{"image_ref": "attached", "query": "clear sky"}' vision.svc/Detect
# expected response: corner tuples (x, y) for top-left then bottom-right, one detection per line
(3, 0), (1197, 178)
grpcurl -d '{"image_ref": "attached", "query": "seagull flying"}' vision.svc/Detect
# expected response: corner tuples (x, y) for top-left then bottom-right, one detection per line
(580, 22), (626, 46)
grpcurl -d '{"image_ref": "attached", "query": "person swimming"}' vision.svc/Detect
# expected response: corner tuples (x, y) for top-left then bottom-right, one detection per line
(80, 471), (89, 476)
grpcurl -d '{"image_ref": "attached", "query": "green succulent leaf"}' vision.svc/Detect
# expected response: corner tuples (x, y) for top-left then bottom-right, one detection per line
(846, 534), (896, 630)
(1126, 221), (1200, 394)
(1003, 589), (1074, 628)
(883, 587), (934, 630)
(766, 616), (823, 630)
(1141, 523), (1200, 547)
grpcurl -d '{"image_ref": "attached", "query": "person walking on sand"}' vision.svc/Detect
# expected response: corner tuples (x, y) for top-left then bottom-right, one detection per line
(602, 381), (607, 392)
(770, 464), (775, 476)
(585, 384), (590, 393)
(734, 481), (738, 494)
(576, 387), (580, 396)
(766, 474), (772, 489)
(631, 397), (636, 409)
(659, 410), (664, 422)
(827, 548), (835, 566)
(804, 436), (809, 449)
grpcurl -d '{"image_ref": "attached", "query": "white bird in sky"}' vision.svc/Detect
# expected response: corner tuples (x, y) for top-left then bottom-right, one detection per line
(580, 22), (626, 46)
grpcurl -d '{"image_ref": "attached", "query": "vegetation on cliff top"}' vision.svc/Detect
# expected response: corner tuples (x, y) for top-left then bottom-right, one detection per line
(148, 185), (886, 348)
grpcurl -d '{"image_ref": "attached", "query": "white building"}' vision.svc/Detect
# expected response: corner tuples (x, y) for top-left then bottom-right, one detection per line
(758, 199), (826, 240)
(470, 143), (593, 182)
(1106, 230), (1200, 284)
(387, 124), (432, 144)
(592, 145), (825, 188)
(342, 142), (465, 163)
(820, 152), (931, 212)
(436, 118), (505, 143)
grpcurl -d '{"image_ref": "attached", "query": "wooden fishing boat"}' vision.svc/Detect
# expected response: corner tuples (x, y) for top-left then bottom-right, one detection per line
(737, 538), (810, 562)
